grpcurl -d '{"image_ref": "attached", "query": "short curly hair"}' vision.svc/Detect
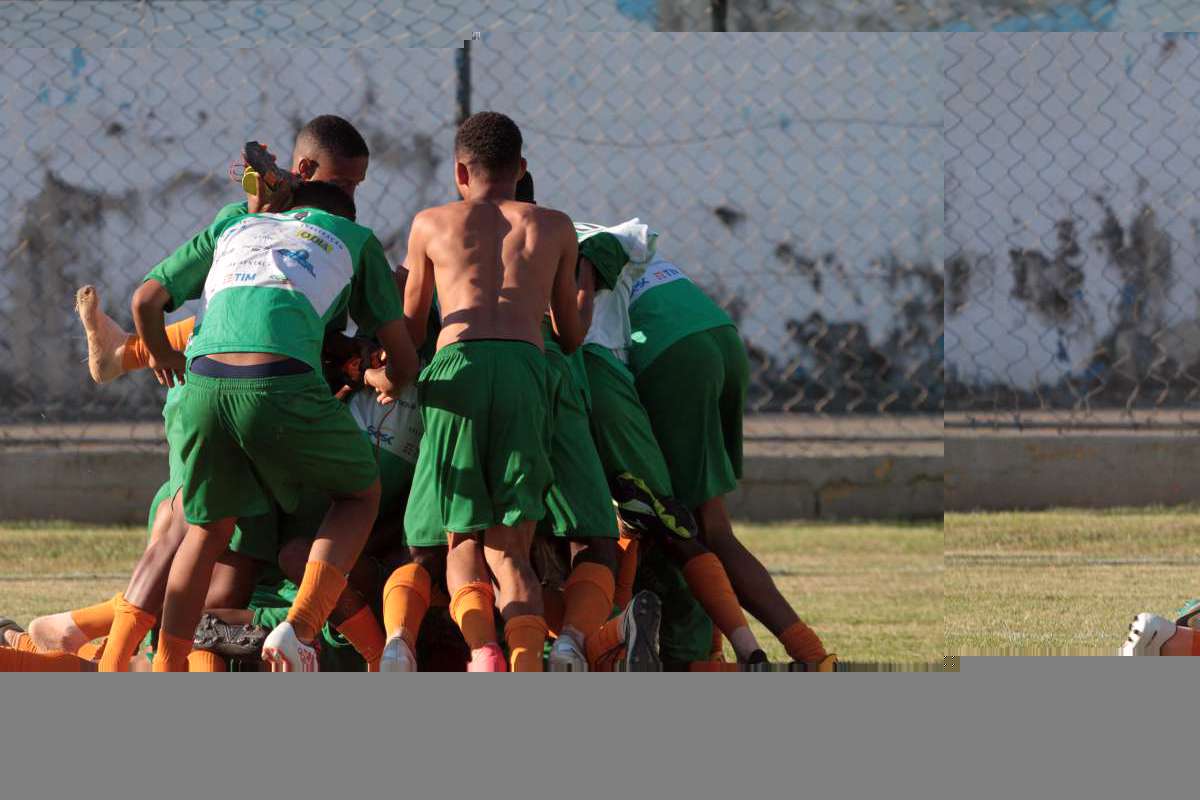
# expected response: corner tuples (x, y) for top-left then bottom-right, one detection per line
(454, 111), (523, 178)
(297, 115), (369, 161)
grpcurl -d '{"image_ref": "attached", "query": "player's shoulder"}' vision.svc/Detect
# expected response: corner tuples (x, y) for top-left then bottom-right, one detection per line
(525, 204), (574, 235)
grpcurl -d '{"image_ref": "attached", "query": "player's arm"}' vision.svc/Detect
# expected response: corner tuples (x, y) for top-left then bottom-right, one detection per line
(548, 211), (585, 354)
(576, 254), (597, 331)
(402, 212), (436, 349)
(131, 222), (222, 386)
(351, 234), (420, 403)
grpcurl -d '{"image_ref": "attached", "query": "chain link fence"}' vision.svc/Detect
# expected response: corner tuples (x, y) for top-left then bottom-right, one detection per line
(946, 32), (1200, 429)
(4, 1), (1200, 43)
(0, 33), (942, 448)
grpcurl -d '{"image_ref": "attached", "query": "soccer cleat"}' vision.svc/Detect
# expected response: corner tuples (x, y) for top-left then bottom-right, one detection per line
(467, 642), (508, 672)
(1121, 613), (1176, 656)
(619, 590), (662, 672)
(548, 631), (588, 672)
(1174, 599), (1200, 629)
(787, 654), (839, 672)
(193, 613), (269, 660)
(379, 633), (418, 672)
(75, 285), (132, 384)
(261, 621), (320, 672)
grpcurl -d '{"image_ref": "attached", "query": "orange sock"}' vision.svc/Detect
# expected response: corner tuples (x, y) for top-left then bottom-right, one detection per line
(0, 648), (88, 672)
(13, 633), (41, 653)
(286, 560), (348, 642)
(99, 593), (156, 672)
(336, 605), (386, 669)
(187, 649), (227, 672)
(121, 317), (195, 371)
(504, 615), (548, 672)
(382, 563), (432, 649)
(594, 646), (625, 672)
(614, 536), (639, 609)
(152, 632), (194, 672)
(585, 614), (625, 668)
(779, 620), (827, 663)
(449, 581), (498, 650)
(69, 594), (118, 640)
(78, 639), (106, 661)
(562, 562), (616, 640)
(542, 586), (565, 639)
(681, 554), (750, 639)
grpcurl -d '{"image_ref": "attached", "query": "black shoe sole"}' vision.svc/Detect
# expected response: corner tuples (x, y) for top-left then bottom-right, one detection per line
(621, 591), (662, 672)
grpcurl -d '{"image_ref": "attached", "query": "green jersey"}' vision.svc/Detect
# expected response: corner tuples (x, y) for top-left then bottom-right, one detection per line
(144, 207), (402, 372)
(627, 259), (734, 374)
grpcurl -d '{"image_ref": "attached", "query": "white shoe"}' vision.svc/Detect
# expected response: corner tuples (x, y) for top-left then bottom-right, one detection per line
(1121, 613), (1176, 656)
(379, 633), (418, 672)
(262, 622), (319, 672)
(548, 630), (588, 672)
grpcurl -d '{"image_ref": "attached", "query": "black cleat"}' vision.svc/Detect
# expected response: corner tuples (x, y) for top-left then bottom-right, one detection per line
(619, 591), (663, 672)
(193, 613), (270, 661)
(744, 649), (771, 672)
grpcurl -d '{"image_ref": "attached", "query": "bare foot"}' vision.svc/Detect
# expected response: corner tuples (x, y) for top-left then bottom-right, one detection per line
(75, 285), (131, 384)
(28, 612), (90, 654)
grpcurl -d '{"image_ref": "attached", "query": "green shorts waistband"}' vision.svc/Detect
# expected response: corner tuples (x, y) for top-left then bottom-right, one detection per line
(181, 369), (328, 394)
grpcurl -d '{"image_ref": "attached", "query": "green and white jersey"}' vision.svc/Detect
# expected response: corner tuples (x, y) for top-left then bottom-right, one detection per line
(576, 219), (733, 371)
(347, 382), (421, 519)
(144, 207), (402, 372)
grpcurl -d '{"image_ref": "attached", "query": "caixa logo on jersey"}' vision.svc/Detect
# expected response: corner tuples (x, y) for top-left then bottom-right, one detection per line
(366, 425), (394, 445)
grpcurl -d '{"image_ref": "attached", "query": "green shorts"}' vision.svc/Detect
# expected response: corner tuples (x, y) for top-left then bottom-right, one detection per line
(582, 345), (674, 497)
(540, 347), (618, 540)
(168, 370), (379, 526)
(404, 340), (553, 547)
(146, 479), (280, 564)
(634, 326), (746, 508)
(634, 543), (713, 664)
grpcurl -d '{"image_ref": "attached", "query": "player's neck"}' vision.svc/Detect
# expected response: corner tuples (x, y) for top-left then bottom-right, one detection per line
(463, 182), (516, 203)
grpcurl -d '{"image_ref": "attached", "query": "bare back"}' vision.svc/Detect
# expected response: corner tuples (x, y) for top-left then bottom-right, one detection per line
(406, 199), (573, 351)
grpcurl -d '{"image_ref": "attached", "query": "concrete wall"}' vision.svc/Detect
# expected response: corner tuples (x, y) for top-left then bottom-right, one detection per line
(946, 433), (1200, 511)
(0, 445), (944, 524)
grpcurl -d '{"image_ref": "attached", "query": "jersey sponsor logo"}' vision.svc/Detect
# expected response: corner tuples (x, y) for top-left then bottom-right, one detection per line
(348, 385), (422, 463)
(206, 216), (354, 317)
(629, 259), (688, 304)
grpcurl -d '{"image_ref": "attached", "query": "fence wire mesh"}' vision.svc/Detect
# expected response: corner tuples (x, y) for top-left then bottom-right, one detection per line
(0, 33), (942, 448)
(4, 1), (1200, 44)
(945, 32), (1200, 429)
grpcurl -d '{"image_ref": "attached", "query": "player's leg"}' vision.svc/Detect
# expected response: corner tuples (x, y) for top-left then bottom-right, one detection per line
(446, 532), (505, 671)
(155, 518), (237, 671)
(380, 547), (440, 672)
(75, 285), (194, 384)
(1122, 613), (1200, 655)
(636, 327), (827, 666)
(483, 522), (548, 672)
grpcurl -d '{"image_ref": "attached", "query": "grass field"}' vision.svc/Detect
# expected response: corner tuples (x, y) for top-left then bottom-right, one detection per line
(946, 507), (1200, 654)
(0, 519), (944, 664)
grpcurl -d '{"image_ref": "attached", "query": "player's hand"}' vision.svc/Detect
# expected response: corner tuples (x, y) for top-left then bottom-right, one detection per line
(364, 366), (397, 405)
(149, 350), (186, 388)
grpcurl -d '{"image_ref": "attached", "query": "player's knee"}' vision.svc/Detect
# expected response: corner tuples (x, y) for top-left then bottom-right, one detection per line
(276, 536), (311, 581)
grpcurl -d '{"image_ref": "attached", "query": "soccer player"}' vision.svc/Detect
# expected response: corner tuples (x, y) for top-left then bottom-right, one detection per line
(1121, 611), (1200, 656)
(581, 223), (833, 669)
(131, 179), (418, 672)
(400, 112), (585, 672)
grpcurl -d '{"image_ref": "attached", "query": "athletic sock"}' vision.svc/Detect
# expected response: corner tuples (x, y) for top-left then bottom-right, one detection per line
(504, 615), (548, 672)
(542, 586), (565, 639)
(681, 553), (751, 639)
(689, 661), (740, 672)
(449, 581), (497, 650)
(69, 594), (118, 640)
(152, 632), (193, 672)
(78, 639), (106, 661)
(121, 318), (195, 372)
(13, 633), (41, 653)
(562, 562), (616, 640)
(99, 593), (156, 672)
(614, 536), (639, 609)
(382, 563), (432, 650)
(187, 649), (227, 672)
(0, 648), (87, 672)
(335, 605), (386, 670)
(286, 560), (348, 643)
(585, 614), (625, 668)
(779, 619), (827, 663)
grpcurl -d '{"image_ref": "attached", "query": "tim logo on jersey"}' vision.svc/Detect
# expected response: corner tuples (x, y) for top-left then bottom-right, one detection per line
(273, 248), (317, 281)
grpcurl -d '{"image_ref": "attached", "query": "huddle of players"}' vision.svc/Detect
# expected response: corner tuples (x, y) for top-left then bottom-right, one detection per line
(0, 112), (834, 672)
